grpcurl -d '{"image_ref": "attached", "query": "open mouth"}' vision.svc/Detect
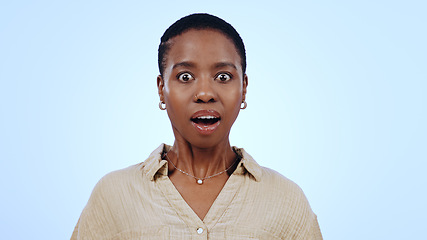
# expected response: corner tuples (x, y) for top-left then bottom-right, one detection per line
(190, 110), (221, 134)
(191, 115), (221, 125)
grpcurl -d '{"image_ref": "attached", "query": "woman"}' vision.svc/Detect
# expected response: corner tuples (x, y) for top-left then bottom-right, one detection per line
(71, 13), (322, 239)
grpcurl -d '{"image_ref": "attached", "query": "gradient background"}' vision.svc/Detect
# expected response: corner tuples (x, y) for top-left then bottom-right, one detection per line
(1, 1), (426, 239)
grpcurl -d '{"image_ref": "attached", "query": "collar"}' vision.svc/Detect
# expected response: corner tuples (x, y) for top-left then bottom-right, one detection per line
(142, 144), (262, 182)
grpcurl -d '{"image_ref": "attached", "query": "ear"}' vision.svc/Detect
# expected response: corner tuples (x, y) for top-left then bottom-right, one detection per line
(242, 74), (248, 101)
(157, 75), (165, 102)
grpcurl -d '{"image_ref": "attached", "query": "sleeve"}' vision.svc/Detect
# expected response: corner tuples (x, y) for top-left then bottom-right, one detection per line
(70, 218), (80, 240)
(70, 174), (120, 240)
(308, 215), (323, 240)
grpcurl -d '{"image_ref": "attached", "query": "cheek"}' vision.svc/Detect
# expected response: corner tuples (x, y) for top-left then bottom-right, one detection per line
(163, 86), (191, 122)
(228, 86), (243, 103)
(164, 82), (184, 106)
(224, 89), (243, 115)
(165, 93), (184, 116)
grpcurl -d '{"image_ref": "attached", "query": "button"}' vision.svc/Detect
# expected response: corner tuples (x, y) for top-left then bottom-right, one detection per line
(196, 227), (204, 234)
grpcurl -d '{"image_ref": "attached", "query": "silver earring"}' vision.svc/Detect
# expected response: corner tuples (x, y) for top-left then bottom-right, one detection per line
(240, 101), (247, 109)
(159, 101), (166, 110)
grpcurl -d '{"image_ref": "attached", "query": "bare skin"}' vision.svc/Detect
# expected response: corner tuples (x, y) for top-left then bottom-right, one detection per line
(165, 146), (238, 220)
(157, 29), (248, 220)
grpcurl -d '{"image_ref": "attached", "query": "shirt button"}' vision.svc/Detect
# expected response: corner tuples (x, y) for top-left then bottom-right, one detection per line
(196, 227), (204, 234)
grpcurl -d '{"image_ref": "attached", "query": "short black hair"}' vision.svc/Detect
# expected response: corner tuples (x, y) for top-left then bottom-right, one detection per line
(158, 13), (246, 76)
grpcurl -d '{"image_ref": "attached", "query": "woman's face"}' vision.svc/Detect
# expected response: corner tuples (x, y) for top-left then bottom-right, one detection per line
(158, 29), (248, 148)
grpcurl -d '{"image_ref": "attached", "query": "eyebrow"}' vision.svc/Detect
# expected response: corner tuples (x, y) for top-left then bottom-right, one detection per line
(214, 62), (237, 70)
(172, 61), (195, 69)
(172, 61), (237, 70)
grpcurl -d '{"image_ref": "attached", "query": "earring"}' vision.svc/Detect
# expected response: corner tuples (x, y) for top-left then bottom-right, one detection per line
(240, 101), (247, 109)
(159, 101), (166, 110)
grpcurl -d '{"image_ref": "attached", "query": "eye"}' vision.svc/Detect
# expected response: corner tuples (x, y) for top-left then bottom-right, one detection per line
(177, 72), (193, 82)
(216, 73), (232, 82)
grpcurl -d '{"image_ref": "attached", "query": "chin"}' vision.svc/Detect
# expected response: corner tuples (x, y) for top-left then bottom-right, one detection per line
(191, 133), (231, 149)
(188, 138), (220, 149)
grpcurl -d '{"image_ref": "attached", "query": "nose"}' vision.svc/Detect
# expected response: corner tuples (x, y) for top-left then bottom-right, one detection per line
(193, 77), (216, 103)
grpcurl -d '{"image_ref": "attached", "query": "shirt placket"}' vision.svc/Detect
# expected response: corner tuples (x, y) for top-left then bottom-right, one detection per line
(192, 224), (208, 239)
(156, 174), (210, 238)
(152, 147), (248, 239)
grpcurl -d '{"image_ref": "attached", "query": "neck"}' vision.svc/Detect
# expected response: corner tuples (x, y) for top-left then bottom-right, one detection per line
(166, 139), (237, 179)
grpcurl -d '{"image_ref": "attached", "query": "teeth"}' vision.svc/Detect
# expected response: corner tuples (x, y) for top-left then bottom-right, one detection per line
(197, 115), (217, 119)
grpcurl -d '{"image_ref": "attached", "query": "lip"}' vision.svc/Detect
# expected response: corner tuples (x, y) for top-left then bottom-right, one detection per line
(191, 109), (220, 119)
(190, 110), (221, 135)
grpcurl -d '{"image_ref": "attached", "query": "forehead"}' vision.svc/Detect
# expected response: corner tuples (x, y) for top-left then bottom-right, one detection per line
(164, 29), (242, 71)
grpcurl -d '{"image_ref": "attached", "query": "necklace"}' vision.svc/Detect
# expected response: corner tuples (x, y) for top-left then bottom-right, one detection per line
(164, 151), (239, 185)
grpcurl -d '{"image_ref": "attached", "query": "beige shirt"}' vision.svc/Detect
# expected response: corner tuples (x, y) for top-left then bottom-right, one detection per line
(71, 144), (323, 240)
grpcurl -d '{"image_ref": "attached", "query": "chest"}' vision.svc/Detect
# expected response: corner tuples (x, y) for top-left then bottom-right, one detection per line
(168, 173), (229, 220)
(110, 175), (307, 240)
(117, 174), (293, 239)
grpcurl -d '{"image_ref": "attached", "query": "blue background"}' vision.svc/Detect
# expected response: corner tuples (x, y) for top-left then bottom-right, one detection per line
(1, 1), (426, 239)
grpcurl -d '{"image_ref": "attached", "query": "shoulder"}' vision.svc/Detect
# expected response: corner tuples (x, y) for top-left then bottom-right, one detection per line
(236, 147), (310, 205)
(259, 166), (306, 197)
(74, 164), (146, 238)
(81, 163), (148, 217)
(91, 163), (144, 196)
(247, 166), (322, 239)
(249, 165), (312, 214)
(86, 144), (166, 205)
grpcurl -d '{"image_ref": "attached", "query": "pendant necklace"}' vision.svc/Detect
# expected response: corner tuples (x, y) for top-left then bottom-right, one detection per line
(164, 151), (239, 185)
